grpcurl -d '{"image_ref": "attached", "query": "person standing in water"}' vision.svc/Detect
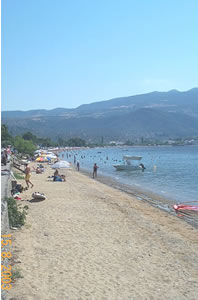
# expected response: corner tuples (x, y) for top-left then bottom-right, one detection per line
(24, 163), (34, 188)
(93, 163), (98, 178)
(77, 161), (80, 171)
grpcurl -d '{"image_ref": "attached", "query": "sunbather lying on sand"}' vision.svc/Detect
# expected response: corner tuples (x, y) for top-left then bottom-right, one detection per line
(53, 169), (66, 182)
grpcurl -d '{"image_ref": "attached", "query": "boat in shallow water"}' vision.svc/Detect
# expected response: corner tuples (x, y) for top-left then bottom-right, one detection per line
(113, 155), (145, 171)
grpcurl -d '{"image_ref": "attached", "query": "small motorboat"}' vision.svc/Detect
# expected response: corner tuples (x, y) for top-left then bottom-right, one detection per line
(113, 155), (145, 171)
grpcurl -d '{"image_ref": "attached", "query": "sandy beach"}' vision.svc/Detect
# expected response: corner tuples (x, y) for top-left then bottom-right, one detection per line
(7, 163), (198, 300)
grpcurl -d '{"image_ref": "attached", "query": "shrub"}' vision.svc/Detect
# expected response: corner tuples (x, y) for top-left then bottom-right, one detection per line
(7, 197), (27, 228)
(13, 172), (24, 180)
(11, 268), (24, 281)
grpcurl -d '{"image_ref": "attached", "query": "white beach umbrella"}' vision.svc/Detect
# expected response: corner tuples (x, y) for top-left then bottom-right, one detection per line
(47, 154), (57, 159)
(51, 160), (71, 169)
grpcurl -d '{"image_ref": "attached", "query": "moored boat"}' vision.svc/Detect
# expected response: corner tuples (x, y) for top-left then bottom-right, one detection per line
(113, 155), (145, 171)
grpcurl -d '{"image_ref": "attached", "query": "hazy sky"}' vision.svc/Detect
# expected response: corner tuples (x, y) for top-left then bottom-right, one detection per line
(2, 0), (198, 111)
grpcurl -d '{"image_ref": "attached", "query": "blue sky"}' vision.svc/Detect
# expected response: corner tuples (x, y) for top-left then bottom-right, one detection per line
(2, 0), (198, 111)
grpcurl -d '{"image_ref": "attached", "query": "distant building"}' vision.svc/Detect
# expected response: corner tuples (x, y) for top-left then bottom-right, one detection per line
(109, 141), (124, 146)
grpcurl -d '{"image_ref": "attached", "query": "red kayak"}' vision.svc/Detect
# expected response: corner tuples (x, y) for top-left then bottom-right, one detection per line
(173, 204), (198, 211)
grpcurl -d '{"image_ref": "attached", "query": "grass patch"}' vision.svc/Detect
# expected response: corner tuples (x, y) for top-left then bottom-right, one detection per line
(11, 268), (24, 281)
(7, 197), (28, 228)
(13, 172), (25, 180)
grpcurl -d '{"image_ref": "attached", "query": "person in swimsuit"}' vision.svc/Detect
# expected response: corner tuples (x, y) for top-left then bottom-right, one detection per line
(24, 163), (34, 188)
(93, 163), (98, 178)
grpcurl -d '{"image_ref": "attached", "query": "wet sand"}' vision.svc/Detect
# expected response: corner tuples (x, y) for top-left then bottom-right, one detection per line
(80, 168), (198, 228)
(7, 163), (198, 300)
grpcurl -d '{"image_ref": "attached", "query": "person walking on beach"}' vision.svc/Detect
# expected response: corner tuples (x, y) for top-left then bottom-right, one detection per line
(93, 163), (98, 178)
(24, 163), (34, 189)
(77, 161), (80, 171)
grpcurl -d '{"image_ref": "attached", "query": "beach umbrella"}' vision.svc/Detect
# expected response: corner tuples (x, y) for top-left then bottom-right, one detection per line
(51, 160), (71, 169)
(46, 154), (57, 159)
(35, 157), (44, 162)
(43, 157), (49, 162)
(34, 150), (41, 154)
(40, 150), (47, 154)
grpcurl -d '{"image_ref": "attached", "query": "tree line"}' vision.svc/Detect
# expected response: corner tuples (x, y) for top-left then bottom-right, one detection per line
(1, 124), (87, 155)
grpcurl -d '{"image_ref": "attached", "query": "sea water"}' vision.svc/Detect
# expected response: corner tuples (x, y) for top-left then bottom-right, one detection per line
(62, 145), (198, 204)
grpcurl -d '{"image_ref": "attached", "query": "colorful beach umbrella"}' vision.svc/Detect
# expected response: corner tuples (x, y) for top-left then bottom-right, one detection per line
(35, 157), (44, 162)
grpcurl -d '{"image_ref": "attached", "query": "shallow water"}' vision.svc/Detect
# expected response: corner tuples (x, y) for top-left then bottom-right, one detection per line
(62, 145), (198, 204)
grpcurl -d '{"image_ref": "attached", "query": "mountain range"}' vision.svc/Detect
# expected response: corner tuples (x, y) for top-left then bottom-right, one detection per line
(2, 88), (198, 142)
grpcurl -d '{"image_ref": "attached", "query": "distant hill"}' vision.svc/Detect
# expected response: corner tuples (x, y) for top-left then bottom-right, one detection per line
(2, 88), (198, 142)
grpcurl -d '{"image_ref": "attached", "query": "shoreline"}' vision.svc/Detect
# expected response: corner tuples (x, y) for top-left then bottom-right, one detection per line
(79, 166), (198, 228)
(7, 163), (198, 299)
(53, 144), (198, 153)
(59, 144), (198, 206)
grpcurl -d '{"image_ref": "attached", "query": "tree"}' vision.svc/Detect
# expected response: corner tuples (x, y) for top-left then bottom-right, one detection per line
(67, 138), (86, 147)
(13, 136), (36, 155)
(22, 132), (37, 142)
(58, 137), (66, 146)
(1, 124), (11, 141)
(124, 140), (134, 146)
(1, 124), (13, 147)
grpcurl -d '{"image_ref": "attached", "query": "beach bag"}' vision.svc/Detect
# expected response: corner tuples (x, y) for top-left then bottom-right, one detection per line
(32, 192), (46, 200)
(16, 184), (23, 193)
